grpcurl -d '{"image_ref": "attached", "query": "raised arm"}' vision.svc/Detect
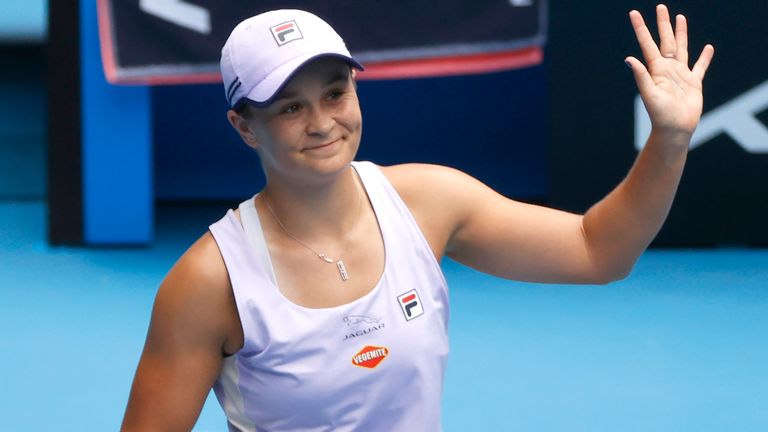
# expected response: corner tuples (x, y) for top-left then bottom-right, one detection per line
(386, 4), (713, 284)
(121, 233), (242, 431)
(580, 4), (713, 278)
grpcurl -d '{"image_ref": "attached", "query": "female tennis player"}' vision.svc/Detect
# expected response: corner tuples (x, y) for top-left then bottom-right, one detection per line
(121, 4), (713, 431)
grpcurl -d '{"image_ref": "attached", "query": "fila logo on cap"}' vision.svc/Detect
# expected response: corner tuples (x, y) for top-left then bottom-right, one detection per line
(270, 20), (303, 46)
(397, 289), (424, 321)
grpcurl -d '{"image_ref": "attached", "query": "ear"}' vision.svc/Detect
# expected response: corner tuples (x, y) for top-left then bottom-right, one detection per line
(349, 69), (359, 92)
(226, 109), (259, 149)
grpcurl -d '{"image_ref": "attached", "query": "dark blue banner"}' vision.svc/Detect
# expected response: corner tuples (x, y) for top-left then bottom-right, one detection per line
(98, 0), (547, 84)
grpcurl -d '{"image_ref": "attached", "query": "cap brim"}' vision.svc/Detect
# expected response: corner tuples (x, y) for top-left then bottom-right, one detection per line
(233, 53), (364, 110)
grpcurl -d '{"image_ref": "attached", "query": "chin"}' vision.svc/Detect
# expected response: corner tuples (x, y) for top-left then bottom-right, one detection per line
(285, 149), (357, 186)
(309, 151), (357, 177)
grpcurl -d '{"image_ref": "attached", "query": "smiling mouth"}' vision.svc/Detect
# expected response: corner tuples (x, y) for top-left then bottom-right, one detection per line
(304, 138), (340, 151)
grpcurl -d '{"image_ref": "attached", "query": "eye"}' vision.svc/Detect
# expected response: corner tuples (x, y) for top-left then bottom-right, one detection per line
(280, 103), (301, 114)
(327, 89), (344, 100)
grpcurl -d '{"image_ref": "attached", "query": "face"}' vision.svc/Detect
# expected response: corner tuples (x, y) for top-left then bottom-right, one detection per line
(227, 58), (363, 185)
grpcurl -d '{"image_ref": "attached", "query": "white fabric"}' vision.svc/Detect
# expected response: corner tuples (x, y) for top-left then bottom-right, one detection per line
(209, 161), (450, 431)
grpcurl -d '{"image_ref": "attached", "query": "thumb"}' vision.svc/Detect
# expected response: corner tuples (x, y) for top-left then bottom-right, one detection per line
(624, 56), (654, 95)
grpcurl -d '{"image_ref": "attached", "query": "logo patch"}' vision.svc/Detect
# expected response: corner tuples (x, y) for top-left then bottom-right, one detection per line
(270, 20), (303, 46)
(343, 315), (381, 326)
(342, 315), (385, 341)
(352, 345), (389, 369)
(397, 289), (424, 321)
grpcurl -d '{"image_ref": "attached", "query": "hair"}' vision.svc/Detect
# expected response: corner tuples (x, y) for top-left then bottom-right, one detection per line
(235, 103), (254, 119)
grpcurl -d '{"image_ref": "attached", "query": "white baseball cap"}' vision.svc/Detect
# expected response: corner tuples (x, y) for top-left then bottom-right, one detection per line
(221, 9), (364, 110)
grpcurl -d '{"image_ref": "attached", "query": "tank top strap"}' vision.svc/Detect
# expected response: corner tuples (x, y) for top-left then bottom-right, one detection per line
(351, 161), (446, 284)
(207, 208), (268, 355)
(238, 196), (278, 285)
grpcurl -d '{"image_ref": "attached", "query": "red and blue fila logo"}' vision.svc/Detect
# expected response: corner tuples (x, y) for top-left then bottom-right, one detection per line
(397, 289), (424, 321)
(270, 20), (303, 46)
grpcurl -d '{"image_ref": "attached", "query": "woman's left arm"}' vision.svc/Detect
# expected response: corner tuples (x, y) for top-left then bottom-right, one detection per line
(388, 5), (714, 284)
(580, 4), (714, 280)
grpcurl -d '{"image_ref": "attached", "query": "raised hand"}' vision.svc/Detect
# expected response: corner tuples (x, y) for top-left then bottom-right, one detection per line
(625, 4), (714, 139)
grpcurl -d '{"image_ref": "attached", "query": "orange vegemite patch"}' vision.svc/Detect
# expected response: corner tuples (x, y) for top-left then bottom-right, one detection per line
(351, 345), (389, 369)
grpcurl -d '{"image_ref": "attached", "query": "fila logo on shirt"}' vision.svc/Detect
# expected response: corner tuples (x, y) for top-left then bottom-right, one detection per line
(397, 289), (424, 321)
(270, 20), (303, 45)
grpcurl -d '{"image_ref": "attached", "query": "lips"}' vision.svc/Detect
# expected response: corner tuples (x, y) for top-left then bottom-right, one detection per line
(304, 138), (341, 151)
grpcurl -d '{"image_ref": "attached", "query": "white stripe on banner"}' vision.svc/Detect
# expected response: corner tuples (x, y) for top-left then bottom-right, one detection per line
(139, 0), (211, 34)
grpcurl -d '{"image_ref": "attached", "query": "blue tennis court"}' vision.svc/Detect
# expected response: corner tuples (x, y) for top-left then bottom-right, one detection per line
(1, 200), (767, 431)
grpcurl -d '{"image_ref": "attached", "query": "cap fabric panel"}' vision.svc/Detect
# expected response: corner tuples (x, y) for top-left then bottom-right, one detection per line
(220, 9), (364, 109)
(247, 53), (364, 105)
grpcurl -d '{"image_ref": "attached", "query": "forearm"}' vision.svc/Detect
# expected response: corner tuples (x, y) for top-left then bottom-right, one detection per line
(581, 129), (690, 280)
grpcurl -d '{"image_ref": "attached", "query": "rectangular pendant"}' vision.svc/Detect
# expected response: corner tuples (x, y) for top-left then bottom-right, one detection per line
(337, 260), (349, 281)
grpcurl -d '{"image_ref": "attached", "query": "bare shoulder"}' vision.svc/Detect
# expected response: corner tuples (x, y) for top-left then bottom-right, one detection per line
(379, 163), (498, 214)
(380, 163), (475, 199)
(153, 230), (242, 355)
(379, 163), (484, 259)
(161, 231), (230, 304)
(379, 162), (593, 283)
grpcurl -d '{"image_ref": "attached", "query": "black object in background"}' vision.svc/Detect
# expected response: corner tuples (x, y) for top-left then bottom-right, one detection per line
(549, 1), (768, 246)
(47, 0), (84, 245)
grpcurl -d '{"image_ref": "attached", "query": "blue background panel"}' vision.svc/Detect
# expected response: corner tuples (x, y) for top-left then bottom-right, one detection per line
(81, 0), (152, 244)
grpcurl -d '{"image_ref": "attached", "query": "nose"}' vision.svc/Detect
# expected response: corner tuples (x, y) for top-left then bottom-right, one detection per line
(305, 105), (334, 137)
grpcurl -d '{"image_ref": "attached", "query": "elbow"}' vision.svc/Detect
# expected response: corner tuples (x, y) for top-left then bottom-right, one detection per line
(590, 261), (635, 285)
(579, 217), (640, 285)
(598, 270), (631, 285)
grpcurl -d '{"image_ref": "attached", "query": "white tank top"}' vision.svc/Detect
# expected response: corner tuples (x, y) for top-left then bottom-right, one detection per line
(209, 161), (450, 432)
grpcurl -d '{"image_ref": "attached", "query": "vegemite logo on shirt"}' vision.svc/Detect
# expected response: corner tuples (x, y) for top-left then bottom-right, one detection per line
(397, 289), (424, 321)
(270, 20), (303, 46)
(352, 345), (389, 369)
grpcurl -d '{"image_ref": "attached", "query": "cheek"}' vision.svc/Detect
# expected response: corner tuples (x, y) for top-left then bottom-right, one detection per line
(259, 121), (302, 147)
(339, 100), (363, 133)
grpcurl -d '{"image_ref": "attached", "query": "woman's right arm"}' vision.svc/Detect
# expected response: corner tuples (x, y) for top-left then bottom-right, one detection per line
(121, 232), (243, 431)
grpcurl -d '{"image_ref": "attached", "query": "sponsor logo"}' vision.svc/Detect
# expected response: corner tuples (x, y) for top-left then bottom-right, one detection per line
(270, 20), (303, 46)
(342, 315), (385, 341)
(397, 289), (424, 321)
(342, 323), (385, 341)
(343, 315), (381, 325)
(352, 345), (389, 369)
(635, 79), (768, 154)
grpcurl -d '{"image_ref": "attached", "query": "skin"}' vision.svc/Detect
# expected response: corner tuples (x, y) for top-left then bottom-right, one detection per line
(121, 5), (714, 430)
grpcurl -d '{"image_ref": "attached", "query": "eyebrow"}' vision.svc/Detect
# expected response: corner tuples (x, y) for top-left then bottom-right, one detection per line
(273, 72), (350, 102)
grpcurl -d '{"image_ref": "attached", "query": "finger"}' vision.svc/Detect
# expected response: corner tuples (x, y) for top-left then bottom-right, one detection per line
(692, 44), (715, 81)
(656, 4), (677, 59)
(625, 56), (655, 94)
(629, 10), (661, 62)
(675, 14), (688, 65)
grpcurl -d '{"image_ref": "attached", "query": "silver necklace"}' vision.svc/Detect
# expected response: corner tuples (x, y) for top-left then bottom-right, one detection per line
(261, 180), (362, 282)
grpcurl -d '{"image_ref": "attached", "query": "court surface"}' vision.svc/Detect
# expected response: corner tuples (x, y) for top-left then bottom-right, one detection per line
(1, 200), (766, 431)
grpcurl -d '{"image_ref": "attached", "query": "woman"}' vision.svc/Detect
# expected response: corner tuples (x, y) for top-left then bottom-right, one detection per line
(121, 6), (713, 431)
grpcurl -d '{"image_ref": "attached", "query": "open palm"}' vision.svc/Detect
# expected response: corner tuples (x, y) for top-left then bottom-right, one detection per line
(626, 4), (715, 137)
